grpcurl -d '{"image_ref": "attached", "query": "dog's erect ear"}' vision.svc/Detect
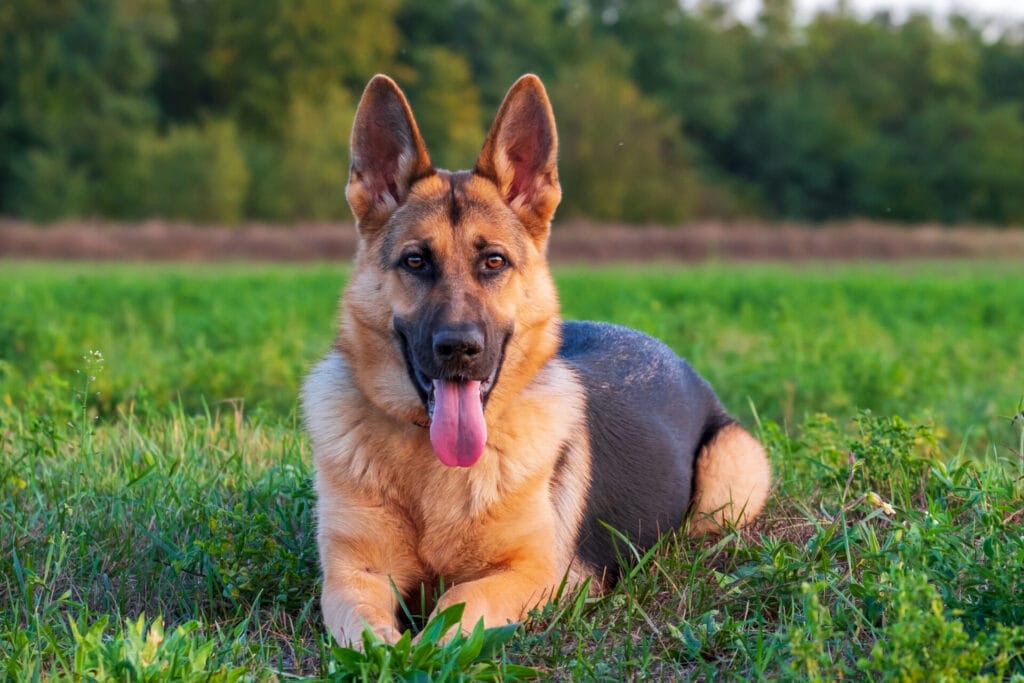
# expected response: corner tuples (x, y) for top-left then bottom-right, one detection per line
(475, 74), (561, 241)
(346, 75), (434, 233)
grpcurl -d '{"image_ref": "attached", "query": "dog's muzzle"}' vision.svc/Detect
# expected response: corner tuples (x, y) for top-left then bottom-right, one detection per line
(395, 321), (511, 467)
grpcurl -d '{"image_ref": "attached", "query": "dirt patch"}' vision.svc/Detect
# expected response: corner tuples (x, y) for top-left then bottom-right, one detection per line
(552, 220), (1024, 262)
(2, 218), (1024, 262)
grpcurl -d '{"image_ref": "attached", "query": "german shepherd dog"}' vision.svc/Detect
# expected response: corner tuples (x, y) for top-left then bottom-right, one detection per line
(302, 74), (771, 645)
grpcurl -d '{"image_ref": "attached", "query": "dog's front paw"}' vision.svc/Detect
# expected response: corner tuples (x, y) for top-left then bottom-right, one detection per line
(431, 584), (518, 638)
(362, 623), (403, 648)
(335, 622), (403, 650)
(324, 601), (403, 650)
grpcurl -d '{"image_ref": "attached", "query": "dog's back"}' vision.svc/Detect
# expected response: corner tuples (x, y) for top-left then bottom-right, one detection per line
(560, 321), (770, 579)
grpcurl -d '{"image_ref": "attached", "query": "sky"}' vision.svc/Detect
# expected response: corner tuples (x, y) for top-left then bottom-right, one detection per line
(730, 0), (1024, 24)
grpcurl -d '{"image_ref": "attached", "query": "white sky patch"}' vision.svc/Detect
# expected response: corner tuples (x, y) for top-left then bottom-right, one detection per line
(723, 0), (1024, 25)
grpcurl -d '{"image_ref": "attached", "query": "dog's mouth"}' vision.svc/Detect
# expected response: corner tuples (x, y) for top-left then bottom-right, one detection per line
(398, 332), (509, 468)
(421, 362), (501, 422)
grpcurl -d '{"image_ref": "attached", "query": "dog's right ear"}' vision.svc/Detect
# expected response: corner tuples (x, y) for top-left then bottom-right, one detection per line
(346, 75), (434, 234)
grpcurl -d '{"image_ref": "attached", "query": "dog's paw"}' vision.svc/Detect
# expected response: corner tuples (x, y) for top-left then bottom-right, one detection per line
(369, 623), (402, 645)
(337, 623), (403, 650)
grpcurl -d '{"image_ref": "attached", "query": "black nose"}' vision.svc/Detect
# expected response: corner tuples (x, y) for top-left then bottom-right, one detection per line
(433, 324), (484, 364)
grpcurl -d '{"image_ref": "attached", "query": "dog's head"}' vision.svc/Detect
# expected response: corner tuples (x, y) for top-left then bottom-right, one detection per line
(337, 75), (563, 468)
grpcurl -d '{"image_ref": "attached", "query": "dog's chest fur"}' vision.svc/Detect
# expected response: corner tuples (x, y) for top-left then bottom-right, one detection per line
(304, 350), (590, 580)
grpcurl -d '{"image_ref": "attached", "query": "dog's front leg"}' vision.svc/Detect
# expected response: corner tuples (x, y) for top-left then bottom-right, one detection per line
(321, 561), (407, 646)
(317, 504), (419, 647)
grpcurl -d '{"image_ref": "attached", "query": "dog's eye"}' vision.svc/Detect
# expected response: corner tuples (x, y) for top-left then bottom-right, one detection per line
(404, 254), (426, 270)
(484, 254), (506, 271)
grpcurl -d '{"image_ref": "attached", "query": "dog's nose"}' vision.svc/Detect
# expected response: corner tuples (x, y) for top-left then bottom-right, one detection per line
(433, 324), (485, 363)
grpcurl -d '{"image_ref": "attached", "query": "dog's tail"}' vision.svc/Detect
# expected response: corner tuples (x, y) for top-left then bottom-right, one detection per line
(688, 422), (771, 535)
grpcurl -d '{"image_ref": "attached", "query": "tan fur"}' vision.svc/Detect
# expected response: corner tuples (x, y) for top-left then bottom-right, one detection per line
(687, 424), (772, 535)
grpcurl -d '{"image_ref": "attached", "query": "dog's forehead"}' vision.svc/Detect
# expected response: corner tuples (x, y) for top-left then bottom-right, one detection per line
(380, 171), (529, 257)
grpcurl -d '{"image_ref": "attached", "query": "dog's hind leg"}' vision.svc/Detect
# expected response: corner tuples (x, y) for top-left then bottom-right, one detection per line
(688, 423), (771, 535)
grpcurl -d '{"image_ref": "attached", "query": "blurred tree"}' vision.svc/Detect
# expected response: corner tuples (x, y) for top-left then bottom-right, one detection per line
(8, 149), (92, 221)
(396, 0), (573, 110)
(588, 0), (751, 148)
(0, 0), (176, 219)
(979, 33), (1024, 106)
(132, 119), (250, 223)
(402, 47), (485, 170)
(551, 49), (699, 223)
(245, 86), (354, 221)
(728, 87), (856, 220)
(156, 0), (400, 136)
(967, 104), (1024, 224)
(3, 0), (1024, 225)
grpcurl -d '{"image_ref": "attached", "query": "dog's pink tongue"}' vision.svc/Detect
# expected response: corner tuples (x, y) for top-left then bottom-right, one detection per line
(429, 380), (486, 467)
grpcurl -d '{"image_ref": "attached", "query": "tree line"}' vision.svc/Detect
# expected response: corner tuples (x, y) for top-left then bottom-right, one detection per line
(2, 0), (1023, 225)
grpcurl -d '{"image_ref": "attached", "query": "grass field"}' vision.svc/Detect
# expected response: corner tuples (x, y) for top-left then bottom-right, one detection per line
(2, 261), (1023, 680)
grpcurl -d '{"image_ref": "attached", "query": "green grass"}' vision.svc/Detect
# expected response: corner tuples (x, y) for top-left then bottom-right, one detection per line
(2, 261), (1023, 680)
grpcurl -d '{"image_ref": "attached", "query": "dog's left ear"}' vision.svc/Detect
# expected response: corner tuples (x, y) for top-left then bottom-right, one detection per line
(475, 74), (561, 241)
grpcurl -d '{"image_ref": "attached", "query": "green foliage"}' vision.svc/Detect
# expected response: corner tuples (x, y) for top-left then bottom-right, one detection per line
(5, 0), (1024, 223)
(593, 0), (746, 143)
(246, 86), (354, 221)
(173, 464), (318, 608)
(0, 0), (175, 219)
(157, 0), (401, 136)
(787, 581), (847, 681)
(131, 119), (250, 223)
(787, 573), (1024, 682)
(65, 615), (247, 682)
(327, 604), (539, 681)
(395, 0), (571, 108)
(8, 148), (92, 221)
(402, 47), (485, 171)
(856, 572), (1024, 681)
(551, 51), (699, 223)
(967, 103), (1024, 223)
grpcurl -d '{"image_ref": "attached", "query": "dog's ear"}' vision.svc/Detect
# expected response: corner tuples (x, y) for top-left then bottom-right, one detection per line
(346, 75), (434, 234)
(475, 74), (561, 241)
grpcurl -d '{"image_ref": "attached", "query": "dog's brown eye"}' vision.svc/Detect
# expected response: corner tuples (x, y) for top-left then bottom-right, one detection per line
(484, 254), (506, 270)
(404, 255), (425, 270)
